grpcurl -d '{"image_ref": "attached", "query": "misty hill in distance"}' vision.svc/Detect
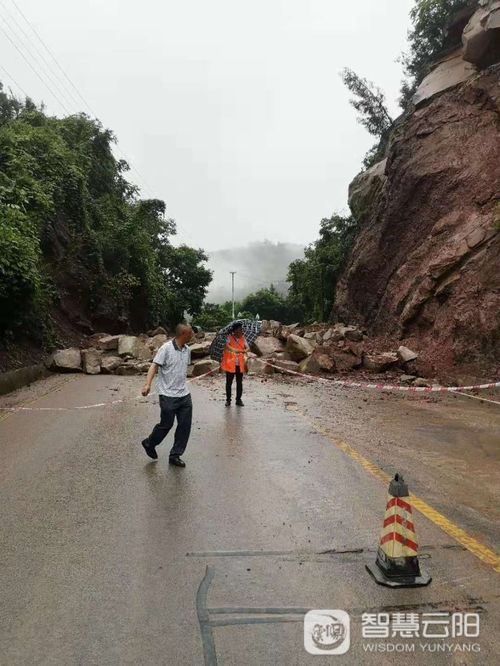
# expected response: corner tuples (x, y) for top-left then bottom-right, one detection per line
(206, 240), (304, 304)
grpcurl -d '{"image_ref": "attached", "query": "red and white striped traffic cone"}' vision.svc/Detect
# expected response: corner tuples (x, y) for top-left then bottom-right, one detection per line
(366, 473), (431, 588)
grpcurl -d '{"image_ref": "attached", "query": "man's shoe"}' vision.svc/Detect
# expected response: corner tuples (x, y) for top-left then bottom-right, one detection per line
(225, 400), (231, 407)
(236, 399), (245, 407)
(169, 456), (186, 467)
(142, 440), (158, 460)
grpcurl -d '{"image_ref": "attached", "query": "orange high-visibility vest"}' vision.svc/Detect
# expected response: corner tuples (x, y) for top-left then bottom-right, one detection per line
(221, 334), (246, 373)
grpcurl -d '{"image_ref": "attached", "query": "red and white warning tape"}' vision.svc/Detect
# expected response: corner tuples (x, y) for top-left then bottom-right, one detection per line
(1, 359), (498, 414)
(0, 366), (219, 413)
(259, 359), (500, 394)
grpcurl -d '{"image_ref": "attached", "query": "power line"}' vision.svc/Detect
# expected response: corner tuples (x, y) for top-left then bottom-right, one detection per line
(5, 0), (158, 200)
(0, 0), (79, 112)
(0, 62), (29, 98)
(1, 0), (198, 245)
(8, 0), (96, 116)
(0, 22), (71, 114)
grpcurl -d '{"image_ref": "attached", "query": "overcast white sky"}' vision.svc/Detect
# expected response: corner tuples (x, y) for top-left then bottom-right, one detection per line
(0, 0), (413, 251)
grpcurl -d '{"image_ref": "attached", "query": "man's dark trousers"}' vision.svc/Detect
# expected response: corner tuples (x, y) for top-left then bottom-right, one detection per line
(145, 394), (192, 457)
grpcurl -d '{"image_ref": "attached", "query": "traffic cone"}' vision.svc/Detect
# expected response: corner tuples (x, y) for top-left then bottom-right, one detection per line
(366, 473), (431, 588)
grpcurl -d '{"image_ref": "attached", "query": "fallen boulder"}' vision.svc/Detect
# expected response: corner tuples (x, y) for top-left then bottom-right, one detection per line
(331, 350), (362, 371)
(272, 351), (292, 362)
(134, 335), (154, 362)
(413, 377), (432, 388)
(118, 335), (138, 357)
(276, 323), (302, 341)
(298, 355), (321, 374)
(189, 340), (212, 359)
(397, 346), (419, 363)
(252, 336), (285, 357)
(101, 355), (122, 374)
(150, 334), (168, 354)
(49, 348), (82, 372)
(400, 374), (417, 385)
(363, 352), (399, 372)
(247, 357), (274, 375)
(322, 328), (334, 343)
(115, 361), (150, 376)
(344, 327), (364, 342)
(192, 359), (218, 377)
(314, 352), (335, 372)
(286, 334), (316, 361)
(97, 335), (120, 351)
(82, 349), (102, 375)
(272, 359), (300, 375)
(147, 326), (167, 337)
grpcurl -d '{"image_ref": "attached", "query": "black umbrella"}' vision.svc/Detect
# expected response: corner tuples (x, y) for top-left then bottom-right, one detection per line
(209, 319), (262, 362)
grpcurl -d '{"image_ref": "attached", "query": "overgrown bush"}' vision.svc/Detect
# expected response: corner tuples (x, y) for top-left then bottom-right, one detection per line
(0, 83), (212, 340)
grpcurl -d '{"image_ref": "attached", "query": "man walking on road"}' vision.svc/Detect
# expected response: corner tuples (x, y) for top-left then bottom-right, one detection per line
(140, 324), (193, 467)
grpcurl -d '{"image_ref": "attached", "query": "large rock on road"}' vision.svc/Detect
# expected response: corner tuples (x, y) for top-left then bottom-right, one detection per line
(49, 348), (82, 372)
(251, 336), (285, 357)
(286, 334), (316, 361)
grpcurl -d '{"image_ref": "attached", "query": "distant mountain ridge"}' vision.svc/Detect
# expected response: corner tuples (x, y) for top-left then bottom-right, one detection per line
(206, 240), (304, 304)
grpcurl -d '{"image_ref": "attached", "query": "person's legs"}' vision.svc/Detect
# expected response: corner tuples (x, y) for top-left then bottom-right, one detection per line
(226, 372), (235, 403)
(143, 396), (176, 450)
(235, 367), (243, 402)
(170, 394), (193, 458)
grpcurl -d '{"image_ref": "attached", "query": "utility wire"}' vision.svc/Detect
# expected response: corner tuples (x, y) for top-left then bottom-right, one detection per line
(2, 0), (200, 244)
(5, 0), (157, 200)
(0, 0), (79, 112)
(0, 22), (71, 114)
(8, 0), (96, 116)
(0, 62), (29, 98)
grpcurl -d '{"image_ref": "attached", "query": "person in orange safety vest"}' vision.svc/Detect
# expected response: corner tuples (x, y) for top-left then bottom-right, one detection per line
(220, 322), (249, 406)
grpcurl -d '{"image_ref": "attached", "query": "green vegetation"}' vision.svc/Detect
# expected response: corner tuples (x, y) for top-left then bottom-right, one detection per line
(340, 68), (393, 169)
(193, 302), (234, 330)
(400, 0), (470, 106)
(195, 3), (478, 334)
(0, 83), (211, 342)
(195, 213), (358, 329)
(287, 214), (358, 323)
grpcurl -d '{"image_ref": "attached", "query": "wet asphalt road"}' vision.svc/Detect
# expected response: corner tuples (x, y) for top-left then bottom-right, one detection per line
(0, 372), (499, 665)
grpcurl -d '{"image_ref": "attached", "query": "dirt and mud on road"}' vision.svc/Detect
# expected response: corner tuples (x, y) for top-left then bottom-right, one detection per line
(0, 372), (499, 665)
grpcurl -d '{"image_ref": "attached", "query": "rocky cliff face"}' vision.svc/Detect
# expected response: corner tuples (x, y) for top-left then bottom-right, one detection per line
(335, 7), (500, 379)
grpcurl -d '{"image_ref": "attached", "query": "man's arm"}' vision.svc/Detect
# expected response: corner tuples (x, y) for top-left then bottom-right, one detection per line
(142, 363), (159, 396)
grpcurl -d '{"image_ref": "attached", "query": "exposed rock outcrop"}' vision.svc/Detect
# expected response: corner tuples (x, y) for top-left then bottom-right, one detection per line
(463, 0), (500, 68)
(335, 63), (500, 377)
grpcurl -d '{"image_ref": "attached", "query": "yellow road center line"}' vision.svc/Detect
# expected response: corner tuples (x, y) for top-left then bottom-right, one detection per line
(455, 391), (500, 407)
(295, 408), (500, 574)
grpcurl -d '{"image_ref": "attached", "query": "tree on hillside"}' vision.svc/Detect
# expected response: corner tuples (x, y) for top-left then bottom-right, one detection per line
(341, 68), (393, 137)
(0, 84), (211, 339)
(400, 0), (470, 106)
(193, 302), (234, 331)
(240, 285), (297, 323)
(340, 68), (393, 168)
(288, 214), (358, 323)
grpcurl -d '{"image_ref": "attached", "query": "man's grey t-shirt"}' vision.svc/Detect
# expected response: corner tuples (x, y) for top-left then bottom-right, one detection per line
(153, 339), (191, 397)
